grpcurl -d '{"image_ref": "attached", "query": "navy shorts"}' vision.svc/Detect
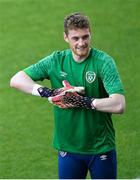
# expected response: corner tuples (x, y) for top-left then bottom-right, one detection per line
(58, 149), (117, 179)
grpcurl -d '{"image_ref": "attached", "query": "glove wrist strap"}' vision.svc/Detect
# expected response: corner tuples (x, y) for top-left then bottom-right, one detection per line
(83, 97), (96, 110)
(37, 87), (53, 98)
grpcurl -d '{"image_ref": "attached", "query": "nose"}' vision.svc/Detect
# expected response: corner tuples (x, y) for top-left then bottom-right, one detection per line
(78, 38), (85, 46)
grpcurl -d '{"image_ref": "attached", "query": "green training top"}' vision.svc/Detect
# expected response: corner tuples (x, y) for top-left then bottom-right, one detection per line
(24, 48), (124, 154)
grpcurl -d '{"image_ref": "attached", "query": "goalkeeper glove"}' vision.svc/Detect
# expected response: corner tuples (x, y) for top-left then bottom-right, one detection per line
(48, 91), (96, 110)
(37, 80), (85, 98)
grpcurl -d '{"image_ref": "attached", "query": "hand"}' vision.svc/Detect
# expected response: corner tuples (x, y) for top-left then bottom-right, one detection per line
(37, 80), (85, 98)
(52, 80), (85, 96)
(48, 90), (95, 110)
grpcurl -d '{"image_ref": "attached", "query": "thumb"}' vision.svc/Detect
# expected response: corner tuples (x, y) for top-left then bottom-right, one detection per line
(62, 80), (73, 88)
(48, 94), (63, 103)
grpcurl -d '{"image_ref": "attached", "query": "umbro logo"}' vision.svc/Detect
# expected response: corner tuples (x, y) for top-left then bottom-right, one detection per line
(60, 71), (68, 77)
(59, 151), (67, 157)
(100, 154), (107, 160)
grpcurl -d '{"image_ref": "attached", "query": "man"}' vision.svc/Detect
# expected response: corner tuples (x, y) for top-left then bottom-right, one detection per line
(10, 12), (125, 179)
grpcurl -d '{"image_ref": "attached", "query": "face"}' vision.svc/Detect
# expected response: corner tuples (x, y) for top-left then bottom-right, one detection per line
(64, 28), (91, 61)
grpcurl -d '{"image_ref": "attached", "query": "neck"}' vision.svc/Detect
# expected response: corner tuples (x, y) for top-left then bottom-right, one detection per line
(72, 48), (91, 63)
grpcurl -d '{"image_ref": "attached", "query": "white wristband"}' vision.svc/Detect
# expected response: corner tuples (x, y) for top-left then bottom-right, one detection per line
(32, 84), (42, 96)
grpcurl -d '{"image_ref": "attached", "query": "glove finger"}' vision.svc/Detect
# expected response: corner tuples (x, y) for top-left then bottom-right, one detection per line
(54, 101), (74, 108)
(73, 87), (85, 94)
(53, 101), (66, 107)
(49, 94), (64, 103)
(62, 80), (73, 89)
(48, 97), (67, 108)
(62, 81), (85, 93)
(53, 101), (68, 108)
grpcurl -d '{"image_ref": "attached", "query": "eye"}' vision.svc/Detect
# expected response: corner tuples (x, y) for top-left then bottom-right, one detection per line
(82, 35), (90, 40)
(72, 37), (79, 41)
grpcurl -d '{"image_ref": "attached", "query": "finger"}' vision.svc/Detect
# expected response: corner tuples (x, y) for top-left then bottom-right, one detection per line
(53, 102), (65, 107)
(62, 80), (73, 88)
(53, 101), (68, 108)
(62, 81), (85, 94)
(48, 95), (62, 103)
(73, 86), (85, 94)
(48, 95), (63, 103)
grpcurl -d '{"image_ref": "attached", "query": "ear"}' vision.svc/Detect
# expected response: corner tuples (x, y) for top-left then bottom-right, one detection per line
(63, 32), (69, 43)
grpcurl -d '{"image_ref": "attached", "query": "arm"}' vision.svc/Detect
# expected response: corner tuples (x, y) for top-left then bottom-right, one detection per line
(95, 56), (126, 114)
(10, 71), (38, 94)
(10, 71), (85, 98)
(49, 91), (125, 114)
(93, 94), (125, 114)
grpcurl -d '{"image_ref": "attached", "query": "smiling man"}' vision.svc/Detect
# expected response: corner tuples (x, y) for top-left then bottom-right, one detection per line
(10, 12), (125, 179)
(64, 28), (91, 62)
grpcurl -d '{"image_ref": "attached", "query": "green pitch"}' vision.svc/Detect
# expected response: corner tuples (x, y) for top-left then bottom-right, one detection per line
(0, 0), (140, 178)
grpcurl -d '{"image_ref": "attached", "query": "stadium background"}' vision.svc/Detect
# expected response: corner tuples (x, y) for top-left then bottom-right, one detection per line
(0, 0), (139, 178)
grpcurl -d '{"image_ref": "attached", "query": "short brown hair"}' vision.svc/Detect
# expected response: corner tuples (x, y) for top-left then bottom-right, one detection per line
(64, 12), (90, 35)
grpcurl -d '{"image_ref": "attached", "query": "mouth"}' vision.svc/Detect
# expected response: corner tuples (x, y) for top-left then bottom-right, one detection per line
(77, 46), (88, 51)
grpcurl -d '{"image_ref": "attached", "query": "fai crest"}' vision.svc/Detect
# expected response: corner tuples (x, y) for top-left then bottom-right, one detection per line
(86, 71), (96, 83)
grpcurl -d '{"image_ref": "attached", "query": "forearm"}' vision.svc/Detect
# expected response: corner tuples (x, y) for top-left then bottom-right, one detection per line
(93, 94), (125, 114)
(10, 71), (40, 94)
(10, 74), (85, 101)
